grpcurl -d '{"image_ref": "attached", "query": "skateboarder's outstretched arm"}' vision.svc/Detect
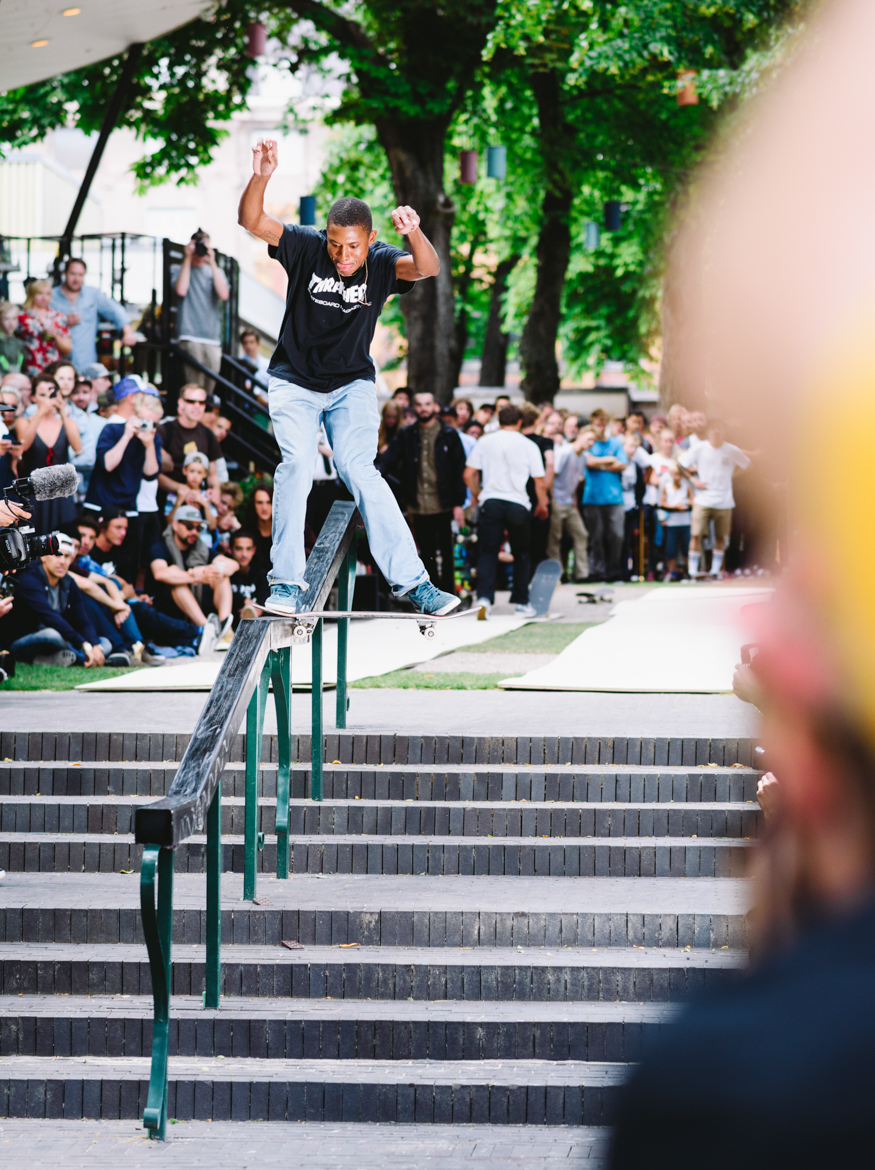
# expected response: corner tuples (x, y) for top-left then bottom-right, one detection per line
(238, 138), (285, 247)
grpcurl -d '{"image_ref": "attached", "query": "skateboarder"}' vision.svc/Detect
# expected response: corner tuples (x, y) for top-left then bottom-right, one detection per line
(237, 138), (460, 617)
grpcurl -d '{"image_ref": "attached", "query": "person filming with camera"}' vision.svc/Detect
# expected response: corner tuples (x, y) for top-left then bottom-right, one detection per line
(173, 229), (229, 390)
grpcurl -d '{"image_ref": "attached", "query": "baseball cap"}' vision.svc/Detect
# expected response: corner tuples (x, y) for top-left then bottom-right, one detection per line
(80, 363), (111, 379)
(175, 505), (205, 524)
(113, 375), (159, 400)
(183, 451), (209, 469)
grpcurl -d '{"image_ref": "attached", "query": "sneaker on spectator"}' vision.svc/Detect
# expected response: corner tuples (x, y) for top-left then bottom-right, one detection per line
(142, 646), (167, 666)
(475, 597), (492, 618)
(198, 623), (218, 656)
(406, 580), (461, 616)
(515, 603), (538, 618)
(107, 650), (132, 667)
(264, 583), (304, 616)
(240, 603), (260, 621)
(217, 614), (234, 640)
(33, 649), (77, 668)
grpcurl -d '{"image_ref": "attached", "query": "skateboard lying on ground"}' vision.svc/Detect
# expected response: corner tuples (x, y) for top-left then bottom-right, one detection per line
(245, 604), (485, 638)
(528, 559), (562, 616)
(576, 586), (615, 604)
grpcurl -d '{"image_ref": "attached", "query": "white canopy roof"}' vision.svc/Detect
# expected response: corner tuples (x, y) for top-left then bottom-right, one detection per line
(0, 0), (209, 92)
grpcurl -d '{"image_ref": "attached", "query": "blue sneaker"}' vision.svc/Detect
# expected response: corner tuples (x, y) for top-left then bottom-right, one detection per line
(405, 580), (461, 616)
(264, 583), (304, 616)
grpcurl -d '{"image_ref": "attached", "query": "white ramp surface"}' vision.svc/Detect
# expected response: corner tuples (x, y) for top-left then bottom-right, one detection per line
(500, 585), (772, 693)
(76, 614), (526, 692)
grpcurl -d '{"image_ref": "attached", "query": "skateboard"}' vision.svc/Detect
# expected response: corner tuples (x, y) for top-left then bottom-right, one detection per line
(246, 603), (485, 639)
(528, 559), (562, 616)
(576, 586), (615, 604)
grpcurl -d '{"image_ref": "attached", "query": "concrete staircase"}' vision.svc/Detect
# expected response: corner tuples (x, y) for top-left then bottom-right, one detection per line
(0, 729), (755, 1135)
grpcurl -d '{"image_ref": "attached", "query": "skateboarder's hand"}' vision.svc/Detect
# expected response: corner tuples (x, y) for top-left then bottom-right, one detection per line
(252, 138), (278, 178)
(391, 206), (420, 236)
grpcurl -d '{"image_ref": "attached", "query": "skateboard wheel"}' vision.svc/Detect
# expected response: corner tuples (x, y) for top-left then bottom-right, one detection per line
(293, 624), (308, 639)
(424, 626), (436, 638)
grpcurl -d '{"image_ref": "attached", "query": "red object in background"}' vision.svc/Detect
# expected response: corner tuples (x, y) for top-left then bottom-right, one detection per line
(247, 21), (267, 58)
(677, 70), (699, 106)
(459, 151), (478, 184)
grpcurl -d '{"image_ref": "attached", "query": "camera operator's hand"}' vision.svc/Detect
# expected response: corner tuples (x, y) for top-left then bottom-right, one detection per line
(183, 240), (196, 259)
(137, 424), (156, 448)
(0, 437), (10, 457)
(82, 642), (105, 668)
(0, 500), (30, 526)
(0, 595), (13, 620)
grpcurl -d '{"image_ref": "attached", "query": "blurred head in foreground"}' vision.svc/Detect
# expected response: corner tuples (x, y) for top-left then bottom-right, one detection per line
(611, 2), (875, 1166)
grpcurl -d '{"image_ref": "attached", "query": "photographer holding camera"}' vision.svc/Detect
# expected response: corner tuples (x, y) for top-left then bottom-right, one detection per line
(172, 229), (229, 391)
(84, 376), (162, 578)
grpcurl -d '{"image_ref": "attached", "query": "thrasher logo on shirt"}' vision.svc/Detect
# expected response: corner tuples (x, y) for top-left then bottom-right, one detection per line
(308, 271), (367, 313)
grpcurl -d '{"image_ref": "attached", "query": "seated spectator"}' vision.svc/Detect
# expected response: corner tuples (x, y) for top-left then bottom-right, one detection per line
(147, 506), (236, 638)
(0, 302), (26, 375)
(72, 514), (210, 656)
(84, 376), (161, 577)
(50, 257), (137, 370)
(228, 529), (269, 625)
(202, 396), (230, 480)
(0, 536), (122, 667)
(80, 363), (113, 403)
(66, 377), (103, 496)
(15, 280), (72, 375)
(157, 383), (221, 499)
(15, 374), (81, 535)
(244, 484), (274, 570)
(167, 452), (217, 533)
(215, 482), (243, 551)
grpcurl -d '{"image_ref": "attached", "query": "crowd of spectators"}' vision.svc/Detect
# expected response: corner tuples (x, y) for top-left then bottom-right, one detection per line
(375, 392), (756, 614)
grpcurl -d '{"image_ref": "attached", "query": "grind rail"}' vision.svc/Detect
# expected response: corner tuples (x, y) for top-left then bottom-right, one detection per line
(133, 500), (359, 1140)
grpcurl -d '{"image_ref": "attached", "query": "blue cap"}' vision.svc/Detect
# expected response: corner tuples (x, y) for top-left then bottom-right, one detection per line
(113, 375), (158, 400)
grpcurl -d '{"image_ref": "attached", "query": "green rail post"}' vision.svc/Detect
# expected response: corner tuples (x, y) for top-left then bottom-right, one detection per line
(244, 658), (271, 901)
(271, 645), (292, 878)
(204, 778), (221, 1008)
(311, 618), (323, 801)
(336, 544), (356, 729)
(141, 844), (174, 1140)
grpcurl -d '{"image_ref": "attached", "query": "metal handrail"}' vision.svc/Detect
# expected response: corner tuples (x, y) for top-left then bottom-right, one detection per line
(134, 500), (359, 1140)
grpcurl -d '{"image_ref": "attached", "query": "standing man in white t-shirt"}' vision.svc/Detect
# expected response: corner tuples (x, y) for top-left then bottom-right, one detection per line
(464, 404), (548, 616)
(678, 418), (750, 578)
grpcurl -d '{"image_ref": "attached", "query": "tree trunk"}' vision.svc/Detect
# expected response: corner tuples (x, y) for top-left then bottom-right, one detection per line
(376, 118), (458, 404)
(479, 253), (519, 387)
(518, 68), (575, 404)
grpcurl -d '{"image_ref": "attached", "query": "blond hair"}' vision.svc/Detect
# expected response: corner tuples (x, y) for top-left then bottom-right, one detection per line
(23, 280), (52, 310)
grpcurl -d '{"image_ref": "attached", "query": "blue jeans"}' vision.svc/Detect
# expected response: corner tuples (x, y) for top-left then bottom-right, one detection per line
(11, 627), (112, 665)
(268, 376), (427, 594)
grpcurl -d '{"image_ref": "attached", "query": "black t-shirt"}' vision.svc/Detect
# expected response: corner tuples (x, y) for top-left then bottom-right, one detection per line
(267, 225), (413, 393)
(526, 433), (554, 508)
(230, 563), (269, 622)
(157, 419), (221, 481)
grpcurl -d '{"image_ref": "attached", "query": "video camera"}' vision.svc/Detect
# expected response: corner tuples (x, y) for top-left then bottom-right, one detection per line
(0, 463), (78, 573)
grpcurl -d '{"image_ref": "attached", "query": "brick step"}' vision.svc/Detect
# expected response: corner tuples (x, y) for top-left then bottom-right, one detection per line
(0, 1054), (626, 1125)
(0, 995), (676, 1061)
(0, 832), (753, 877)
(1, 729), (758, 768)
(0, 1119), (613, 1167)
(0, 944), (744, 1001)
(0, 872), (749, 949)
(0, 762), (760, 803)
(0, 796), (762, 839)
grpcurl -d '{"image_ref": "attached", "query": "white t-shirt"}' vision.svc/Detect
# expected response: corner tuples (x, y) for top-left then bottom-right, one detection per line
(679, 441), (750, 509)
(645, 451), (676, 506)
(466, 429), (545, 510)
(660, 477), (694, 526)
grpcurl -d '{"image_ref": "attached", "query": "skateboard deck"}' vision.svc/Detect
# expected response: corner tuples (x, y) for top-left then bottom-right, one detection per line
(246, 603), (484, 638)
(576, 587), (615, 604)
(528, 559), (562, 616)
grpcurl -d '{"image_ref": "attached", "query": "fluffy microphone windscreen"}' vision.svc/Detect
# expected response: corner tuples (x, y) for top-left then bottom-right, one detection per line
(30, 464), (79, 501)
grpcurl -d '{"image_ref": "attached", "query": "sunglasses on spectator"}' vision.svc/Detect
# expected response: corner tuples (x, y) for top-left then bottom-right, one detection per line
(178, 520), (203, 531)
(182, 396), (207, 405)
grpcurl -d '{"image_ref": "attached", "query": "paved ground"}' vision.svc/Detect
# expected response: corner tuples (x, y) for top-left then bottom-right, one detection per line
(0, 1120), (612, 1166)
